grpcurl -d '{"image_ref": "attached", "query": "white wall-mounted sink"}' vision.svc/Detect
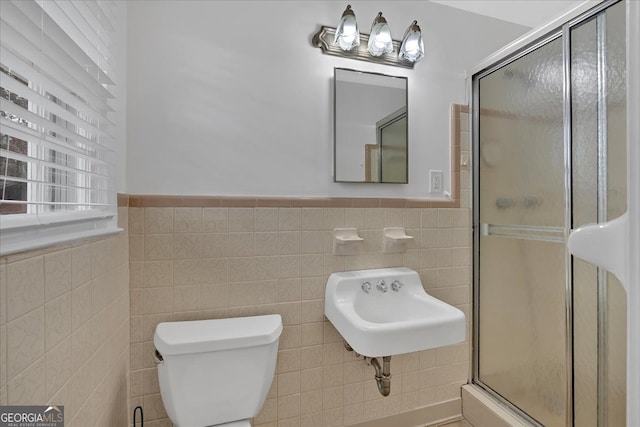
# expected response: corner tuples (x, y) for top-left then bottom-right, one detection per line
(325, 267), (466, 357)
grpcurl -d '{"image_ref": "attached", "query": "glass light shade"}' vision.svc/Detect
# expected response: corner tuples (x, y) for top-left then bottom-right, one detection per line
(399, 21), (424, 62)
(367, 13), (393, 56)
(334, 5), (360, 51)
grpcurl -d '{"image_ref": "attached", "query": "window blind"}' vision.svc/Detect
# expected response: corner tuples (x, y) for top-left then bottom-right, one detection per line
(0, 0), (121, 255)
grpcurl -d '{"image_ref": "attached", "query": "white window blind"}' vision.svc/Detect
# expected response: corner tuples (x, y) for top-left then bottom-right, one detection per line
(0, 0), (121, 255)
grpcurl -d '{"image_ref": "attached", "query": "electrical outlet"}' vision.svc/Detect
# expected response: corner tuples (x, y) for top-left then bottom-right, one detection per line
(430, 170), (443, 193)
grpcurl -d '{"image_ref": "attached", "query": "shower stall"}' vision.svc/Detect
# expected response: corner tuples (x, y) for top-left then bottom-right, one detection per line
(471, 1), (629, 426)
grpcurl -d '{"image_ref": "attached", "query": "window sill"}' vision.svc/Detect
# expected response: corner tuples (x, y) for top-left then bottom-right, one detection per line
(0, 213), (122, 256)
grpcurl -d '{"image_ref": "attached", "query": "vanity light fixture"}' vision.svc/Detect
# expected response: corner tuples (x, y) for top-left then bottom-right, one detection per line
(334, 5), (360, 51)
(312, 5), (424, 69)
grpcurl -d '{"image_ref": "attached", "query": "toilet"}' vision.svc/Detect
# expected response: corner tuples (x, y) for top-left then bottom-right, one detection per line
(154, 314), (283, 427)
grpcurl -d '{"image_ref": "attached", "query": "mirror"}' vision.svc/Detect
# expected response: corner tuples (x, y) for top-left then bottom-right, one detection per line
(334, 68), (408, 183)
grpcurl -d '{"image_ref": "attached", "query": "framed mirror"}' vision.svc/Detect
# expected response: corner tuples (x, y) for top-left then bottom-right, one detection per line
(334, 68), (408, 183)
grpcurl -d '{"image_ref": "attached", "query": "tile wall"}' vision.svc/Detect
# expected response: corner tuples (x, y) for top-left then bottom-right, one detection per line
(0, 207), (130, 427)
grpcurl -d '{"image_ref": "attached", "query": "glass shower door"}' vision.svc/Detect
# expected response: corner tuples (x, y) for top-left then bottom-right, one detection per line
(476, 35), (568, 427)
(474, 2), (626, 426)
(571, 3), (626, 426)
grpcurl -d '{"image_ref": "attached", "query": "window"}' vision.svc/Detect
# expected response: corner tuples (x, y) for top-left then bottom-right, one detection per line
(0, 0), (120, 255)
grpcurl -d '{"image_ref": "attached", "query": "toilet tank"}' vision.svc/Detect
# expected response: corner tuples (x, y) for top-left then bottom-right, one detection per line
(154, 315), (282, 427)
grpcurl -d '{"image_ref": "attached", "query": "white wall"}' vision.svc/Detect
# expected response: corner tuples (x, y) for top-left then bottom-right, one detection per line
(429, 0), (591, 28)
(126, 1), (528, 198)
(113, 2), (127, 193)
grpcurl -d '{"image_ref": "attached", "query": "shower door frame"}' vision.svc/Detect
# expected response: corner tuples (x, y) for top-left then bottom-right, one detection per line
(470, 1), (623, 425)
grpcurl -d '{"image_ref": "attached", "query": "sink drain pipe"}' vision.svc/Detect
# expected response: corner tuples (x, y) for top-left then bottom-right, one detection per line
(367, 355), (392, 396)
(344, 341), (392, 397)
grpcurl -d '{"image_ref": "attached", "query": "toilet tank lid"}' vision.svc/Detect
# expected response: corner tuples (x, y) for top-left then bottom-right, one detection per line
(154, 314), (283, 355)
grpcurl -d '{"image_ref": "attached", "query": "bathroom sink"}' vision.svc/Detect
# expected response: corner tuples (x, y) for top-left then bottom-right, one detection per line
(325, 267), (465, 357)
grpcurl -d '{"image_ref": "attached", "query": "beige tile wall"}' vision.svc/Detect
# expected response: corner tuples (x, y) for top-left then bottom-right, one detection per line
(128, 202), (472, 426)
(0, 207), (130, 427)
(459, 108), (471, 211)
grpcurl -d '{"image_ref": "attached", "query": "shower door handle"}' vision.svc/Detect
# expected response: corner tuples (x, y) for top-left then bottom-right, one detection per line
(568, 213), (637, 427)
(567, 213), (629, 291)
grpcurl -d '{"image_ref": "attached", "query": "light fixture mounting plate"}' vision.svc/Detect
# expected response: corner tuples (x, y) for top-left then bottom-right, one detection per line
(312, 26), (415, 69)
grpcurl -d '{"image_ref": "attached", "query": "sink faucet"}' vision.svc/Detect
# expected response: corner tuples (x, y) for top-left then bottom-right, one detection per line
(391, 280), (403, 292)
(376, 280), (388, 293)
(362, 281), (371, 293)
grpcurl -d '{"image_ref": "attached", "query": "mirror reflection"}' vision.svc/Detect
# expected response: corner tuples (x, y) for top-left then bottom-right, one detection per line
(334, 68), (408, 183)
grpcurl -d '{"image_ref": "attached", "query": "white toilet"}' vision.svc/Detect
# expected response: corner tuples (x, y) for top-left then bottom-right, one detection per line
(154, 314), (283, 427)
